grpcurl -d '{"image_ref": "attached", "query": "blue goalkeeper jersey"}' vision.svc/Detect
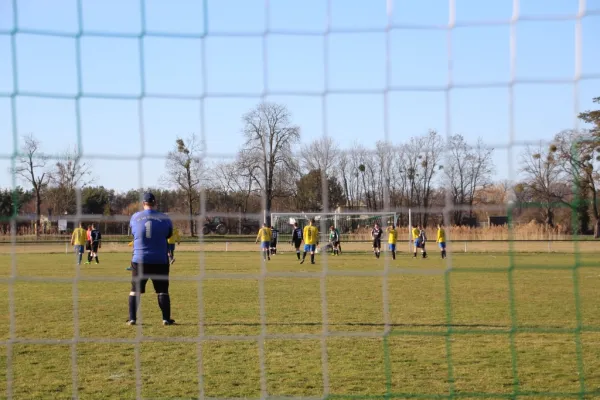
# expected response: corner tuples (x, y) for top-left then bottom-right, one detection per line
(130, 209), (173, 264)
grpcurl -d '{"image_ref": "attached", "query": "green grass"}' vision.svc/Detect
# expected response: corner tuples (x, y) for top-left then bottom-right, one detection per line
(2, 250), (600, 399)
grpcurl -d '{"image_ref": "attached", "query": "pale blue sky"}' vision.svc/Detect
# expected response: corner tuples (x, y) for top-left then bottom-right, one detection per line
(0, 0), (599, 192)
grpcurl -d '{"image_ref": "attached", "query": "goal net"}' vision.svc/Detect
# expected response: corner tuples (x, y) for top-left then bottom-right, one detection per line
(2, 0), (598, 399)
(271, 211), (397, 244)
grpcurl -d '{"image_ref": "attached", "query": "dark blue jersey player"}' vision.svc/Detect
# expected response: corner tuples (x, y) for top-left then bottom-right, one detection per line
(127, 192), (175, 326)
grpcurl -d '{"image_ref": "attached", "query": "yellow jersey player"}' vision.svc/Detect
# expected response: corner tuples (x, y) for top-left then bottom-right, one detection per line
(167, 227), (181, 264)
(255, 223), (272, 261)
(437, 224), (446, 259)
(411, 225), (420, 258)
(387, 223), (398, 260)
(301, 218), (319, 265)
(70, 222), (87, 265)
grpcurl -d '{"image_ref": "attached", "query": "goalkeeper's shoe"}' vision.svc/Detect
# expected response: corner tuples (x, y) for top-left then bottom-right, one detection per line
(126, 320), (136, 326)
(163, 319), (176, 326)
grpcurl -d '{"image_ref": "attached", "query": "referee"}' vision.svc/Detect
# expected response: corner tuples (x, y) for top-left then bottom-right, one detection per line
(127, 192), (175, 326)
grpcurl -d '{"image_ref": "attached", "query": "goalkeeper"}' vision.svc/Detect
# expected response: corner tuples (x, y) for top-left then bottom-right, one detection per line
(328, 225), (341, 256)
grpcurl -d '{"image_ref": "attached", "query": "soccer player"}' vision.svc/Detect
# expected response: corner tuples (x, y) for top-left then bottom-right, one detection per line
(270, 225), (279, 255)
(437, 224), (446, 259)
(255, 223), (272, 261)
(167, 226), (181, 264)
(85, 225), (92, 262)
(387, 222), (397, 260)
(371, 223), (382, 258)
(411, 224), (420, 258)
(301, 218), (319, 265)
(85, 223), (102, 264)
(71, 222), (87, 265)
(417, 225), (428, 259)
(127, 192), (175, 326)
(291, 222), (303, 260)
(329, 225), (341, 256)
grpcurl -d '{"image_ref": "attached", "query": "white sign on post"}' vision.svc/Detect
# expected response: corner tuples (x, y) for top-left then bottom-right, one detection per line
(58, 219), (67, 232)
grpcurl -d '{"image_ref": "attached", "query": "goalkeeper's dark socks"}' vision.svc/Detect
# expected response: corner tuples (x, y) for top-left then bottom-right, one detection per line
(87, 254), (92, 262)
(95, 256), (99, 263)
(296, 251), (300, 260)
(128, 295), (137, 322)
(158, 293), (171, 321)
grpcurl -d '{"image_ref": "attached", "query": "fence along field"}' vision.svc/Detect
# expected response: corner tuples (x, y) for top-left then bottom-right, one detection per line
(1, 223), (597, 254)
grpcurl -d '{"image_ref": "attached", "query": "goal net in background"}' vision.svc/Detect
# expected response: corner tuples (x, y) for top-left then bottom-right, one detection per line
(271, 211), (397, 243)
(2, 0), (600, 399)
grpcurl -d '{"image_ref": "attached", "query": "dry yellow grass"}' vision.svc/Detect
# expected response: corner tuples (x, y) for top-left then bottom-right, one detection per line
(353, 221), (576, 241)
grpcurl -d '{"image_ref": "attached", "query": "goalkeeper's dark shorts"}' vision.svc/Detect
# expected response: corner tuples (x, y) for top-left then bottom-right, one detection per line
(293, 239), (302, 248)
(130, 262), (170, 294)
(372, 238), (381, 249)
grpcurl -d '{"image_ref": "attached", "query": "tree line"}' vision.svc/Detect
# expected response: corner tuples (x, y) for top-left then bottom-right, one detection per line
(2, 97), (599, 237)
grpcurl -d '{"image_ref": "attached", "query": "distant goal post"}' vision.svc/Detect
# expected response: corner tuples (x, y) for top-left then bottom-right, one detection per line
(270, 211), (399, 246)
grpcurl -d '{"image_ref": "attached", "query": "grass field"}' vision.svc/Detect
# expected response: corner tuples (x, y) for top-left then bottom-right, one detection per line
(2, 248), (600, 399)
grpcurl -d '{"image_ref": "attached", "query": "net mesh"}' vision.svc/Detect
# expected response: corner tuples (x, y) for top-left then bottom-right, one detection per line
(2, 0), (600, 399)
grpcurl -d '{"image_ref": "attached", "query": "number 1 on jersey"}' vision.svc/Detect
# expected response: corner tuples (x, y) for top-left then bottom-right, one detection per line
(145, 220), (152, 239)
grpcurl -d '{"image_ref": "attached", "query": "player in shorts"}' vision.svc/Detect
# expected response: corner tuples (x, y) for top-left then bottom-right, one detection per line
(86, 224), (101, 264)
(371, 223), (382, 258)
(270, 225), (279, 255)
(255, 223), (272, 261)
(71, 222), (87, 265)
(85, 225), (92, 262)
(127, 192), (175, 326)
(328, 226), (341, 256)
(301, 219), (319, 265)
(416, 225), (427, 259)
(437, 224), (446, 259)
(412, 224), (420, 258)
(386, 222), (398, 260)
(291, 222), (303, 260)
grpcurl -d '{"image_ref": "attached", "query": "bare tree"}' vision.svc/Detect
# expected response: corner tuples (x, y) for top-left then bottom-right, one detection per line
(336, 150), (355, 208)
(12, 134), (50, 236)
(163, 135), (204, 236)
(444, 135), (494, 224)
(242, 102), (300, 223)
(553, 129), (600, 235)
(300, 136), (339, 176)
(47, 147), (94, 214)
(212, 157), (260, 214)
(405, 130), (444, 226)
(466, 138), (494, 215)
(520, 142), (569, 227)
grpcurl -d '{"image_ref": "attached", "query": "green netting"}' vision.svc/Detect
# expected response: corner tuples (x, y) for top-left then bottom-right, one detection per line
(2, 0), (600, 399)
